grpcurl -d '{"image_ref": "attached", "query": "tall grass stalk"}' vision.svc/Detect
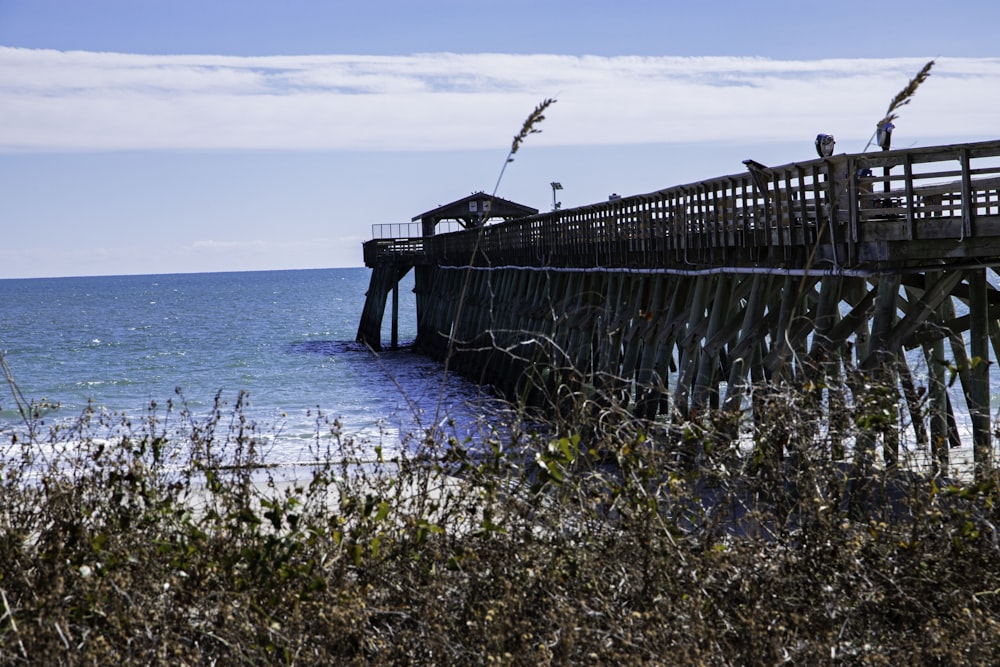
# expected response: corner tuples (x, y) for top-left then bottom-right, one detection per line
(432, 98), (556, 434)
(491, 98), (557, 196)
(2, 375), (999, 663)
(863, 59), (935, 152)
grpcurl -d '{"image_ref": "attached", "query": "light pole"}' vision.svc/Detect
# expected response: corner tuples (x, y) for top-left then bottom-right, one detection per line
(550, 182), (563, 211)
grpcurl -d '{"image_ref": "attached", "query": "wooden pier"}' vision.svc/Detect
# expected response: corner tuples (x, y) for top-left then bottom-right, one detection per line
(358, 140), (1000, 477)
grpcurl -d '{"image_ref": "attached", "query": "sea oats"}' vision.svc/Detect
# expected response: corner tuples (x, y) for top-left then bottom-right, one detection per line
(864, 60), (934, 151)
(879, 59), (935, 128)
(493, 98), (557, 195)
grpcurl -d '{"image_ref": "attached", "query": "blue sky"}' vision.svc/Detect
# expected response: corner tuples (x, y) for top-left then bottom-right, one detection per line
(2, 0), (999, 278)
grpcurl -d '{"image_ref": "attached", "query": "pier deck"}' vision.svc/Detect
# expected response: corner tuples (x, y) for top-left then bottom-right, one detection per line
(358, 140), (1000, 477)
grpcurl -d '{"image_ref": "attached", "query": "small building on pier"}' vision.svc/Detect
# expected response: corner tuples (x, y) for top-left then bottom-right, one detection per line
(357, 192), (537, 351)
(415, 192), (539, 237)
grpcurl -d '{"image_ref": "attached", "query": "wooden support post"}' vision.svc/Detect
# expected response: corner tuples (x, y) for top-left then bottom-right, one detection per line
(805, 276), (843, 458)
(358, 263), (413, 351)
(391, 269), (400, 350)
(807, 276), (841, 363)
(868, 274), (902, 468)
(969, 268), (993, 479)
(723, 275), (770, 417)
(850, 279), (875, 366)
(652, 276), (689, 418)
(896, 351), (929, 453)
(765, 276), (798, 381)
(674, 275), (710, 417)
(827, 352), (848, 461)
(938, 294), (974, 452)
(897, 282), (935, 460)
(619, 276), (650, 406)
(505, 269), (534, 395)
(414, 265), (431, 344)
(925, 332), (950, 474)
(692, 275), (731, 412)
(989, 270), (1000, 372)
(601, 272), (630, 407)
(566, 272), (594, 395)
(721, 276), (763, 453)
(635, 275), (669, 420)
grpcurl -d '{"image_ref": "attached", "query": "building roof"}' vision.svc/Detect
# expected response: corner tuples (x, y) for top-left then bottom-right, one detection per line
(411, 192), (538, 225)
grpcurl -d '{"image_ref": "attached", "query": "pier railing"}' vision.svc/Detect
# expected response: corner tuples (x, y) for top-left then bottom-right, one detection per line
(363, 140), (1000, 271)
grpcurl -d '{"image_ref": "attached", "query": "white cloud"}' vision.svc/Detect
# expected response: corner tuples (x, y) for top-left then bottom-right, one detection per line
(192, 239), (271, 251)
(1, 48), (998, 152)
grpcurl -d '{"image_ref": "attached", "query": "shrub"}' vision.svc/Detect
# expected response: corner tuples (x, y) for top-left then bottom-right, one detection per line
(1, 378), (998, 665)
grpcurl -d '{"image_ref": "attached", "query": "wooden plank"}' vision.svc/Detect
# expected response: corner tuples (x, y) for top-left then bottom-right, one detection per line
(865, 274), (902, 467)
(796, 167), (810, 247)
(692, 275), (732, 410)
(939, 294), (974, 452)
(618, 276), (650, 404)
(808, 276), (842, 360)
(897, 350), (929, 451)
(391, 270), (399, 349)
(924, 327), (950, 473)
(962, 147), (974, 239)
(969, 268), (993, 479)
(763, 276), (800, 376)
(674, 275), (711, 416)
(805, 275), (845, 458)
(634, 276), (669, 420)
(651, 276), (690, 417)
(723, 275), (771, 414)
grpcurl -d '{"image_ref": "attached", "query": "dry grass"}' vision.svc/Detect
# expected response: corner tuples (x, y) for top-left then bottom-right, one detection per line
(491, 97), (556, 197)
(1, 378), (999, 665)
(864, 59), (935, 151)
(878, 60), (935, 129)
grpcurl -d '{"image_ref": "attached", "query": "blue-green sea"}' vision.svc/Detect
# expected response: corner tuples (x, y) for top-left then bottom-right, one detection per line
(0, 268), (491, 463)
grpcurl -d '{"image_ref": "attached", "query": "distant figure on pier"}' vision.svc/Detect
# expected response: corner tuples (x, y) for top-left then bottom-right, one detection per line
(877, 121), (895, 151)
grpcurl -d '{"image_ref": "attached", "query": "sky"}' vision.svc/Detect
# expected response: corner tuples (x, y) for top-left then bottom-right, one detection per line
(2, 0), (999, 279)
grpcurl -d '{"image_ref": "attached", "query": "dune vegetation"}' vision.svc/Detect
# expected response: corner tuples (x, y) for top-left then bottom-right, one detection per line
(1, 370), (999, 665)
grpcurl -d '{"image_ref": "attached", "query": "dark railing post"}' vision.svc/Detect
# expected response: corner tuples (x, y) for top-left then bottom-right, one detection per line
(904, 153), (916, 240)
(845, 157), (859, 264)
(391, 266), (399, 350)
(961, 147), (974, 238)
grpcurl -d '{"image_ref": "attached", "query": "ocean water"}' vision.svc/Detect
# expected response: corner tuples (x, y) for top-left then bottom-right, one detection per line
(1, 267), (990, 476)
(0, 268), (493, 463)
